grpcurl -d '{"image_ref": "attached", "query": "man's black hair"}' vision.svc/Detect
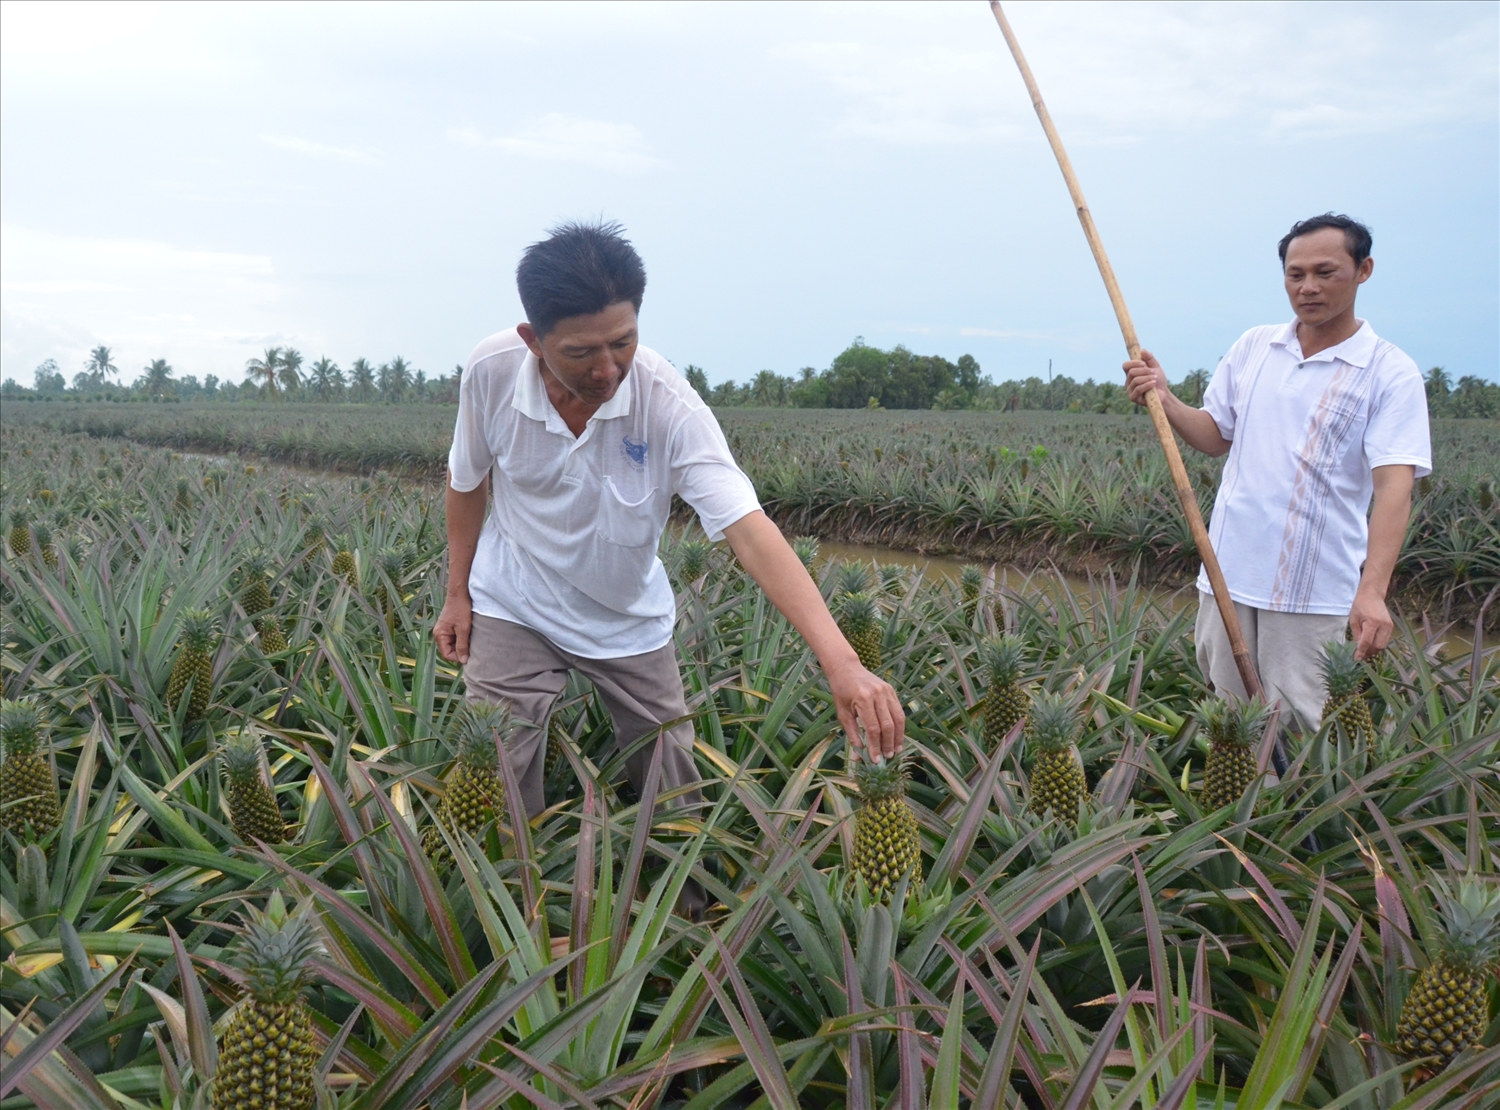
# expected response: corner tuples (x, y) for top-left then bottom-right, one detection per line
(1278, 213), (1372, 268)
(516, 219), (646, 337)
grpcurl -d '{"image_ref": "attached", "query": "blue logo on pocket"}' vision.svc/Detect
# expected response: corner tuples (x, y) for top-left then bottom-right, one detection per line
(622, 436), (648, 467)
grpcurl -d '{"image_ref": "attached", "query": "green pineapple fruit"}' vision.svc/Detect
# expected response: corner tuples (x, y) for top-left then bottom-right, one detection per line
(372, 546), (404, 619)
(878, 562), (906, 599)
(174, 477), (194, 515)
(1397, 874), (1500, 1071)
(8, 509), (31, 558)
(422, 701), (510, 867)
(981, 635), (1031, 750)
(1319, 640), (1375, 743)
(331, 546), (358, 589)
(220, 731), (286, 844)
(0, 699), (61, 843)
(676, 539), (711, 587)
(256, 614), (288, 655)
(212, 894), (321, 1110)
(850, 752), (922, 899)
(544, 718), (567, 782)
(1198, 697), (1270, 812)
(239, 552), (274, 616)
(31, 521), (56, 571)
(167, 609), (220, 722)
(836, 592), (883, 671)
(1024, 693), (1088, 828)
(302, 517), (326, 565)
(207, 467), (228, 494)
(960, 564), (984, 620)
(791, 535), (819, 570)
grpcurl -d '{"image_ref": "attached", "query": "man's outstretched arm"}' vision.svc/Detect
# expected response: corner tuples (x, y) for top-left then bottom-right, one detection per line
(433, 474), (489, 665)
(723, 510), (905, 759)
(1123, 349), (1232, 457)
(1350, 464), (1414, 660)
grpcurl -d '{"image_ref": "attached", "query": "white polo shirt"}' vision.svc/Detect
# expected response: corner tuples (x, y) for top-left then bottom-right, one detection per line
(1199, 319), (1431, 615)
(448, 329), (761, 658)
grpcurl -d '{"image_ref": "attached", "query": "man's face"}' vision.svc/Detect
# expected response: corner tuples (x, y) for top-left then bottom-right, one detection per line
(519, 301), (639, 406)
(1283, 228), (1374, 329)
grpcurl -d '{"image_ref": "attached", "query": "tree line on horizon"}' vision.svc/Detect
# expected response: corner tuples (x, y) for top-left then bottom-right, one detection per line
(4, 338), (1496, 418)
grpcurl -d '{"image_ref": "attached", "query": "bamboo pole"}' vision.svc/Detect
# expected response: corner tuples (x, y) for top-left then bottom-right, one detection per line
(989, 0), (1264, 701)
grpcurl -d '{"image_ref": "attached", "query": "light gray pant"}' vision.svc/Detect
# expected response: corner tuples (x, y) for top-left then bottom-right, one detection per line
(462, 614), (703, 827)
(1194, 593), (1347, 734)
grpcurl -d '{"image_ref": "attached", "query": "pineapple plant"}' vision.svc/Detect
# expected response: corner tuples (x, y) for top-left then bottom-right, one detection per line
(676, 538), (711, 587)
(8, 507), (31, 558)
(331, 544), (358, 588)
(791, 535), (819, 570)
(167, 608), (221, 722)
(174, 476), (194, 515)
(0, 698), (61, 843)
(1320, 639), (1375, 743)
(372, 546), (404, 621)
(212, 893), (321, 1110)
(422, 701), (510, 867)
(1396, 874), (1500, 1071)
(836, 592), (883, 671)
(1198, 696), (1270, 812)
(31, 521), (56, 571)
(960, 564), (984, 621)
(239, 552), (274, 616)
(544, 717), (567, 782)
(256, 614), (288, 655)
(834, 559), (872, 599)
(220, 730), (286, 844)
(1024, 692), (1088, 828)
(36, 487), (55, 506)
(878, 562), (906, 599)
(302, 517), (326, 565)
(981, 635), (1031, 749)
(850, 751), (922, 899)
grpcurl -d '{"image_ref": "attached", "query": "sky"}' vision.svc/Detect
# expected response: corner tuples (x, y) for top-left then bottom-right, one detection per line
(2, 0), (1496, 390)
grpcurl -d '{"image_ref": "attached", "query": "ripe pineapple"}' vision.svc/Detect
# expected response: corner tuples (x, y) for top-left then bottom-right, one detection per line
(167, 609), (221, 722)
(0, 699), (61, 843)
(836, 592), (883, 671)
(174, 477), (194, 515)
(1397, 875), (1500, 1071)
(960, 564), (984, 621)
(981, 635), (1031, 749)
(676, 539), (711, 587)
(1198, 697), (1269, 812)
(256, 614), (288, 655)
(212, 893), (321, 1110)
(422, 702), (510, 867)
(8, 509), (31, 558)
(791, 535), (819, 570)
(239, 552), (274, 617)
(1319, 640), (1375, 742)
(31, 522), (56, 571)
(1024, 693), (1088, 828)
(220, 731), (286, 844)
(331, 545), (358, 589)
(850, 751), (922, 899)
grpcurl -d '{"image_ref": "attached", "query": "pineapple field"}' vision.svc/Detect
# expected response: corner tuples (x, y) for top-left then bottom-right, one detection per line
(1, 419), (1498, 1109)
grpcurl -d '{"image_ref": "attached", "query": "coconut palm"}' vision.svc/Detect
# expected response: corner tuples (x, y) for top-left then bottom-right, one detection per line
(381, 356), (412, 403)
(278, 347), (304, 395)
(84, 345), (119, 386)
(349, 357), (376, 402)
(308, 356), (343, 401)
(141, 358), (175, 400)
(246, 347), (282, 399)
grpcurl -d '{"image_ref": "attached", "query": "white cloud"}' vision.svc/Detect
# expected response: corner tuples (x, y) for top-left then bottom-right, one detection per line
(259, 135), (380, 165)
(448, 113), (659, 172)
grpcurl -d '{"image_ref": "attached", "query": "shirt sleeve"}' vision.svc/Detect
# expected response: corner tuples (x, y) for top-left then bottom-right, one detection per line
(1201, 333), (1251, 441)
(1364, 354), (1433, 477)
(668, 399), (761, 542)
(447, 360), (494, 492)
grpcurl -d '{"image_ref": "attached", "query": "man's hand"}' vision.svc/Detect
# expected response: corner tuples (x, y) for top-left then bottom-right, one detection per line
(434, 594), (474, 664)
(1348, 587), (1393, 661)
(1123, 349), (1171, 407)
(827, 659), (905, 762)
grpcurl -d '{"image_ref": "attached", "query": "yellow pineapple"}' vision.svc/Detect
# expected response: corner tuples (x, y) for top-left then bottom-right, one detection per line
(1025, 693), (1088, 828)
(0, 698), (61, 843)
(1397, 874), (1500, 1072)
(850, 751), (922, 899)
(422, 702), (510, 868)
(1198, 697), (1269, 812)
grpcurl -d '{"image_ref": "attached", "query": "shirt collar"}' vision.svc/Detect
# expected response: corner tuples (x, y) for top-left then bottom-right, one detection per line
(512, 351), (635, 429)
(1269, 319), (1378, 368)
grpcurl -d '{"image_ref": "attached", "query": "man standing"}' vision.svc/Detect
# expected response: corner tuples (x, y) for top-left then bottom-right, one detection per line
(433, 221), (904, 884)
(1124, 213), (1430, 732)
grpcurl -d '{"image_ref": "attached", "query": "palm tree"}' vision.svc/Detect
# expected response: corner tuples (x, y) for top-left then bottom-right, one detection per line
(246, 347), (282, 400)
(278, 348), (304, 396)
(349, 358), (376, 403)
(142, 358), (174, 400)
(751, 369), (784, 407)
(85, 345), (119, 387)
(388, 357), (411, 402)
(309, 357), (342, 401)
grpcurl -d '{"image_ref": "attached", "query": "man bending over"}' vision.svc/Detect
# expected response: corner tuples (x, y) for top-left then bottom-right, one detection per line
(1125, 213), (1431, 732)
(434, 220), (904, 913)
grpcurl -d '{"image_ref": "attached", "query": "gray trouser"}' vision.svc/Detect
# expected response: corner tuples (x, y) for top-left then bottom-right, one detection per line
(463, 613), (703, 827)
(1194, 592), (1347, 734)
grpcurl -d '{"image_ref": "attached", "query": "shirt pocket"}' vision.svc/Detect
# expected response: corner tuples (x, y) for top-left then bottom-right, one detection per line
(597, 476), (659, 548)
